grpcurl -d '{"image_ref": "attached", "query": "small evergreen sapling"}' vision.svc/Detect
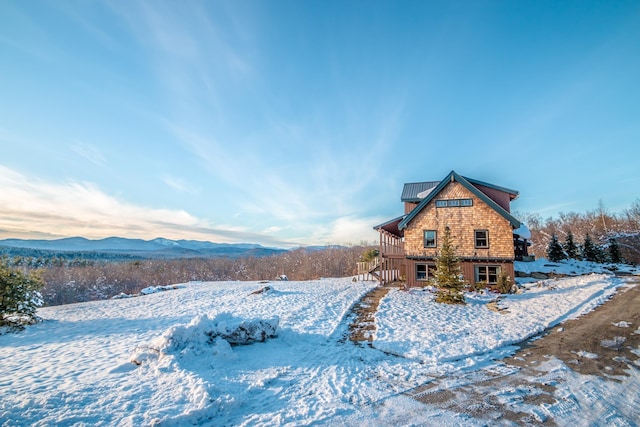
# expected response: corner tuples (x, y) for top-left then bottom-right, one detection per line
(546, 233), (566, 262)
(433, 227), (466, 304)
(493, 271), (515, 294)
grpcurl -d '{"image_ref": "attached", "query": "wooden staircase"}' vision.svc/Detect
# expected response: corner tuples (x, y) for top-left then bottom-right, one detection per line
(356, 258), (381, 282)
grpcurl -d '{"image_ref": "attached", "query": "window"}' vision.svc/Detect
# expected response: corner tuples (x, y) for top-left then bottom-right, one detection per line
(416, 263), (437, 281)
(475, 265), (500, 284)
(424, 230), (437, 248)
(475, 230), (489, 248)
(435, 199), (473, 208)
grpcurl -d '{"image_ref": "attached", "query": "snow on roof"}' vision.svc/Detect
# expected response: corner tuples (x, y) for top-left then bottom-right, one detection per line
(513, 223), (531, 239)
(416, 187), (434, 199)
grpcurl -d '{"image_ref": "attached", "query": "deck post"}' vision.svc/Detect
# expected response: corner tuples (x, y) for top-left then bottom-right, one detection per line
(379, 234), (383, 285)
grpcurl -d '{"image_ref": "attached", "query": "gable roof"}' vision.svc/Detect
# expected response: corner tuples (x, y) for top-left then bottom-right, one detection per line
(397, 170), (521, 230)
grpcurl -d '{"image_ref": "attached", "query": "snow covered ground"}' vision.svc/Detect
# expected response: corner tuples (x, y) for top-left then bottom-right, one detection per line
(375, 273), (626, 363)
(1, 261), (639, 426)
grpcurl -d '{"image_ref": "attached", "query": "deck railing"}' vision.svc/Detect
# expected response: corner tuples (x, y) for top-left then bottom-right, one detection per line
(379, 230), (403, 256)
(381, 241), (403, 256)
(356, 259), (380, 281)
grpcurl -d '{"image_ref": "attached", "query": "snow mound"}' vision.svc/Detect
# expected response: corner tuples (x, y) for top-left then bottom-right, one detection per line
(132, 313), (279, 365)
(140, 284), (186, 295)
(574, 350), (598, 359)
(112, 284), (187, 299)
(612, 321), (632, 328)
(111, 292), (133, 299)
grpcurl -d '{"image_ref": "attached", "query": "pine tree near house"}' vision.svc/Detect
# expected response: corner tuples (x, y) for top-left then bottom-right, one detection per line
(433, 226), (466, 304)
(546, 233), (566, 262)
(564, 231), (580, 260)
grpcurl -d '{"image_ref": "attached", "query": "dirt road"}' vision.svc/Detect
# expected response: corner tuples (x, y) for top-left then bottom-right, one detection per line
(408, 277), (640, 425)
(507, 277), (640, 378)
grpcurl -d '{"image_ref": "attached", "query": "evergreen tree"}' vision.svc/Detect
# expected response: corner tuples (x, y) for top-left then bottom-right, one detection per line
(433, 227), (466, 304)
(546, 233), (566, 262)
(582, 234), (599, 262)
(0, 258), (44, 329)
(360, 248), (379, 263)
(596, 245), (607, 263)
(608, 237), (623, 264)
(564, 231), (580, 260)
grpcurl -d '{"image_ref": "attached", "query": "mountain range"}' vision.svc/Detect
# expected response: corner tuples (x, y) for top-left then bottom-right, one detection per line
(0, 237), (287, 259)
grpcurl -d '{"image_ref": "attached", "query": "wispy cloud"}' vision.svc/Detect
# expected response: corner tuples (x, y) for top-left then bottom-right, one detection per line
(530, 202), (575, 217)
(162, 174), (199, 195)
(164, 120), (320, 223)
(108, 0), (253, 107)
(311, 216), (382, 246)
(71, 141), (106, 166)
(0, 165), (295, 247)
(164, 95), (404, 243)
(93, 2), (398, 246)
(0, 3), (65, 64)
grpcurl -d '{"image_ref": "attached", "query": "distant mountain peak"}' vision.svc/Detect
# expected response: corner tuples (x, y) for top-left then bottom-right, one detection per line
(151, 238), (179, 247)
(0, 236), (286, 259)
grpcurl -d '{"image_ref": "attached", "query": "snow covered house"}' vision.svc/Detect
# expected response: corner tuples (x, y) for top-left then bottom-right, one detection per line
(371, 170), (530, 287)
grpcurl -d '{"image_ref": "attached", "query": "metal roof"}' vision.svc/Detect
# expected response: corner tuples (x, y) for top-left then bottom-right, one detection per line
(401, 181), (440, 202)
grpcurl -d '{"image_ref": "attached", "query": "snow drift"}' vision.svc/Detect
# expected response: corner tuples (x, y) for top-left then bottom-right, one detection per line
(132, 313), (279, 365)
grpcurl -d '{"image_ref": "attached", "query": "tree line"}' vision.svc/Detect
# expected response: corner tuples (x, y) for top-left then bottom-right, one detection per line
(545, 232), (623, 263)
(3, 245), (371, 306)
(516, 199), (640, 264)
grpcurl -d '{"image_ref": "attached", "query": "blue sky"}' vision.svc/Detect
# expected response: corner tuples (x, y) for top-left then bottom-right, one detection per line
(1, 1), (639, 248)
